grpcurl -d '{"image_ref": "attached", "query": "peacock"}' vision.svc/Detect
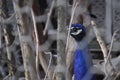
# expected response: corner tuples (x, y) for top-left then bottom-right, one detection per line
(70, 24), (95, 80)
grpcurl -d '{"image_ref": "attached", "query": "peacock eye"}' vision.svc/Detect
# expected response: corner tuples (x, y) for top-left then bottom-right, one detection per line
(73, 28), (78, 32)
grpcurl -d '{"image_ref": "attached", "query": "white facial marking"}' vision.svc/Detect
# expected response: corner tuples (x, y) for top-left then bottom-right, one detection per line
(71, 29), (82, 35)
(70, 27), (74, 29)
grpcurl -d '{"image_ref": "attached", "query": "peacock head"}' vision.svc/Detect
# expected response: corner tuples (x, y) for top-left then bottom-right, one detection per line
(70, 24), (86, 41)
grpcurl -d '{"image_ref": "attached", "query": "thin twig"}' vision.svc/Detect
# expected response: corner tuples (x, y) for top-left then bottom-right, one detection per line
(52, 70), (56, 80)
(105, 30), (119, 71)
(91, 21), (108, 62)
(43, 0), (55, 35)
(103, 71), (112, 80)
(3, 28), (10, 53)
(91, 21), (108, 75)
(31, 9), (40, 80)
(44, 52), (52, 80)
(3, 74), (11, 80)
(72, 0), (77, 9)
(113, 72), (120, 80)
(107, 29), (120, 61)
(104, 29), (120, 80)
(0, 13), (15, 24)
(65, 1), (78, 52)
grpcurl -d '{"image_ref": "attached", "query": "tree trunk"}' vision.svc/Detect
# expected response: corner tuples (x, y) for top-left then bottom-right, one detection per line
(13, 0), (38, 80)
(56, 0), (67, 80)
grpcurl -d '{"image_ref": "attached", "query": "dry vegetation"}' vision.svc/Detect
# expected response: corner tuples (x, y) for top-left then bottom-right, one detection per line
(0, 0), (120, 80)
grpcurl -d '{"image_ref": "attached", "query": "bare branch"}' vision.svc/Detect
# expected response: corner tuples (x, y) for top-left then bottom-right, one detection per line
(13, 1), (38, 80)
(91, 21), (108, 75)
(91, 21), (108, 62)
(65, 1), (78, 52)
(43, 0), (55, 35)
(44, 52), (52, 80)
(31, 8), (40, 80)
(104, 29), (120, 80)
(105, 30), (119, 70)
(113, 72), (120, 80)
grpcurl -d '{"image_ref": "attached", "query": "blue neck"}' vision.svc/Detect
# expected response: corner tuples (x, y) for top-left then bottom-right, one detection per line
(74, 37), (95, 80)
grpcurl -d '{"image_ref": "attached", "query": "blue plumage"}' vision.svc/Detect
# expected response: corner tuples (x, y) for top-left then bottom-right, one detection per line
(71, 24), (86, 33)
(70, 24), (95, 80)
(74, 49), (88, 80)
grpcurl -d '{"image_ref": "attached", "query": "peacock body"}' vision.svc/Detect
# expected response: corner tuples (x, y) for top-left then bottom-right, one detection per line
(70, 24), (95, 80)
